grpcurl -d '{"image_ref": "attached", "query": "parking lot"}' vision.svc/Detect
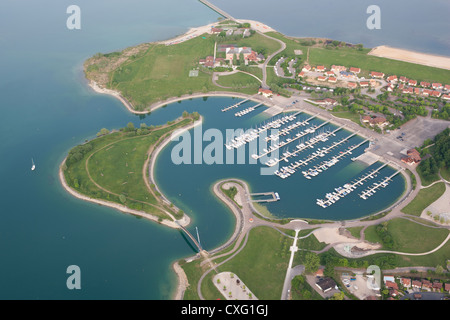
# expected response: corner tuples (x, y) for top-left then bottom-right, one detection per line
(340, 272), (380, 300)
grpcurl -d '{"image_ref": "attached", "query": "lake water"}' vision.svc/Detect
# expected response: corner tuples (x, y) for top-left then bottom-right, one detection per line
(210, 0), (450, 56)
(0, 0), (441, 299)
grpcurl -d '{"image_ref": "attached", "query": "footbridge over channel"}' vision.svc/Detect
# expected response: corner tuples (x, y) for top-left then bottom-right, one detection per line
(176, 221), (204, 253)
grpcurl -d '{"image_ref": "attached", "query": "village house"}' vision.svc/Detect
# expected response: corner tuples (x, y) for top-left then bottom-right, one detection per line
(399, 76), (408, 83)
(315, 267), (324, 278)
(420, 81), (431, 87)
(348, 82), (358, 89)
(369, 79), (377, 87)
(432, 90), (442, 98)
(432, 83), (443, 90)
(445, 84), (450, 91)
(400, 278), (411, 289)
(325, 71), (335, 77)
(328, 76), (337, 83)
(360, 81), (369, 87)
(442, 94), (450, 100)
(302, 64), (312, 72)
(401, 148), (421, 165)
(423, 89), (433, 96)
(350, 67), (361, 74)
(386, 84), (395, 92)
(317, 76), (327, 82)
(298, 71), (306, 78)
(412, 280), (422, 290)
(210, 27), (223, 34)
(316, 65), (326, 72)
(331, 65), (347, 72)
(445, 283), (450, 293)
(225, 46), (253, 61)
(403, 87), (414, 94)
(370, 71), (385, 79)
(414, 88), (421, 95)
(369, 116), (388, 127)
(258, 88), (273, 98)
(421, 280), (432, 291)
(315, 278), (337, 293)
(432, 281), (442, 292)
(386, 75), (398, 83)
(408, 79), (417, 86)
(315, 98), (338, 107)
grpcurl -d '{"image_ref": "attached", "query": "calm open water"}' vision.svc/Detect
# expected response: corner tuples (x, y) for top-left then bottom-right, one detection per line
(0, 0), (442, 299)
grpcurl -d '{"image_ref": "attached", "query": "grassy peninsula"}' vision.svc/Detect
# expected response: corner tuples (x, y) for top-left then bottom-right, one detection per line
(62, 112), (200, 224)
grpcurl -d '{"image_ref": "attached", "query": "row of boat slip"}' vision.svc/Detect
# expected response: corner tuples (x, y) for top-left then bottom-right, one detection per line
(235, 106), (255, 117)
(221, 98), (250, 112)
(264, 118), (317, 142)
(315, 168), (382, 207)
(359, 179), (391, 200)
(358, 170), (402, 199)
(224, 113), (299, 150)
(252, 124), (321, 160)
(264, 131), (334, 167)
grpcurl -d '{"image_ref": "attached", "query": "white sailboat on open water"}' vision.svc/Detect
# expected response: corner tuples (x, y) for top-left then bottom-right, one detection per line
(31, 158), (36, 171)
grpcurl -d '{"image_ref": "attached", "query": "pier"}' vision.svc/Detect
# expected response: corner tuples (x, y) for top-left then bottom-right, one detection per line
(175, 221), (204, 253)
(265, 113), (320, 142)
(249, 192), (280, 203)
(235, 102), (264, 117)
(225, 112), (302, 149)
(359, 169), (404, 200)
(221, 98), (251, 112)
(315, 162), (390, 208)
(263, 125), (343, 166)
(251, 118), (333, 161)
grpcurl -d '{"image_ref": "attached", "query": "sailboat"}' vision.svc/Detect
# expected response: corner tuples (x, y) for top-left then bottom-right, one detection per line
(31, 158), (36, 171)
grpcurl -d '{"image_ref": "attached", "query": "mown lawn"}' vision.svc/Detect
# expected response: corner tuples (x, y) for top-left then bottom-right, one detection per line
(216, 71), (261, 89)
(401, 182), (446, 216)
(365, 218), (449, 254)
(213, 226), (292, 300)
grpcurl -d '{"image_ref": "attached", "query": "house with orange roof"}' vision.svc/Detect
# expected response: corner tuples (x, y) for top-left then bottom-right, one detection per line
(317, 76), (327, 81)
(443, 94), (450, 100)
(328, 77), (337, 83)
(408, 79), (417, 86)
(302, 65), (312, 72)
(360, 81), (369, 87)
(386, 75), (398, 83)
(432, 83), (443, 90)
(316, 65), (326, 72)
(370, 71), (385, 79)
(350, 67), (360, 74)
(420, 81), (430, 87)
(348, 82), (357, 89)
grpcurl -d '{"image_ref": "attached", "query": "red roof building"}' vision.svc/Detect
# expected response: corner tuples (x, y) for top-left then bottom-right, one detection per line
(402, 149), (421, 164)
(386, 75), (398, 82)
(316, 65), (326, 72)
(420, 81), (430, 87)
(370, 71), (385, 79)
(350, 67), (361, 74)
(317, 76), (327, 81)
(432, 83), (443, 89)
(328, 77), (337, 83)
(408, 79), (417, 86)
(348, 82), (357, 89)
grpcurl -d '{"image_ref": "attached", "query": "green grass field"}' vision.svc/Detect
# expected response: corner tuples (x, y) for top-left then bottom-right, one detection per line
(212, 226), (292, 300)
(216, 71), (261, 89)
(401, 182), (446, 216)
(365, 218), (449, 253)
(63, 117), (193, 221)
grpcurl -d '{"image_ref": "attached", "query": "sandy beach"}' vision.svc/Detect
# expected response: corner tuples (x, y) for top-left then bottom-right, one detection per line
(368, 45), (450, 70)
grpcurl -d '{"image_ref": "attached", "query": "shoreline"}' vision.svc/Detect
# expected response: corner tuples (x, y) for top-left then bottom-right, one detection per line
(368, 45), (450, 71)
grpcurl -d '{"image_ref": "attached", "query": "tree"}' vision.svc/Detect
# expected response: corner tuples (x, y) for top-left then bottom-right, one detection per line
(304, 252), (320, 273)
(126, 122), (135, 131)
(119, 194), (126, 204)
(97, 128), (110, 137)
(330, 292), (345, 300)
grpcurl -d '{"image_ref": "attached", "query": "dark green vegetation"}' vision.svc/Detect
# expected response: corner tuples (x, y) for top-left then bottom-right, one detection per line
(63, 114), (198, 221)
(417, 128), (450, 184)
(290, 275), (324, 300)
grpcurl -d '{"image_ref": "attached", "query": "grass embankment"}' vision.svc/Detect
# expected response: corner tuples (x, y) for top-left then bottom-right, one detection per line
(63, 115), (197, 221)
(401, 182), (446, 216)
(307, 46), (450, 84)
(363, 218), (450, 267)
(85, 32), (280, 111)
(215, 71), (261, 91)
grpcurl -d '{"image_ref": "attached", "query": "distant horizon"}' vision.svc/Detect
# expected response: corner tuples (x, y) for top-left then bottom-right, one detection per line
(209, 0), (450, 56)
